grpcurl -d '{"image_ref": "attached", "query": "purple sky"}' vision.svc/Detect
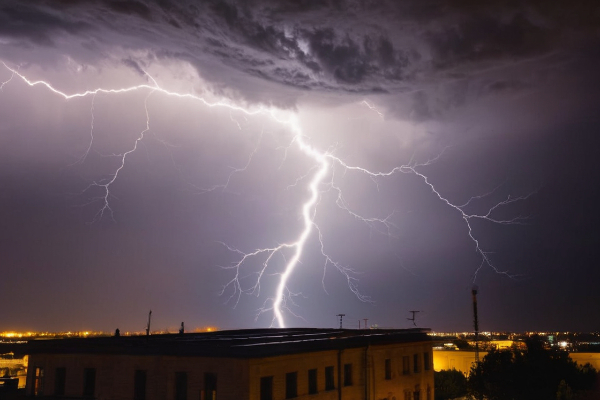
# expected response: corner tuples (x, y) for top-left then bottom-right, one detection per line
(0, 0), (599, 333)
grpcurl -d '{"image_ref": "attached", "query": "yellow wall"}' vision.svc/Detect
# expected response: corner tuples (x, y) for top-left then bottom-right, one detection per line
(27, 341), (435, 400)
(433, 350), (600, 375)
(248, 341), (434, 400)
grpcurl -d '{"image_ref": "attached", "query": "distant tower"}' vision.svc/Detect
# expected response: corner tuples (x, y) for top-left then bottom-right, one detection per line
(472, 286), (480, 363)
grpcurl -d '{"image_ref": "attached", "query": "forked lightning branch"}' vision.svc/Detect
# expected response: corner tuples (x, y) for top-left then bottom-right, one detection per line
(0, 61), (530, 328)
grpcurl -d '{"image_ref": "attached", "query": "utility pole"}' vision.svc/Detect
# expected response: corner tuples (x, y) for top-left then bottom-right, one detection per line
(336, 314), (346, 329)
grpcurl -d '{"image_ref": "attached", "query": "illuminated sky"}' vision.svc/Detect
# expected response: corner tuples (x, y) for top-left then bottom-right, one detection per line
(0, 0), (599, 333)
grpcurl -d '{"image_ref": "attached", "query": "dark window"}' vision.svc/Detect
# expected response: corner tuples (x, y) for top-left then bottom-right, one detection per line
(404, 389), (412, 400)
(34, 367), (44, 396)
(402, 356), (410, 375)
(413, 354), (420, 373)
(308, 368), (317, 394)
(134, 370), (146, 400)
(285, 372), (298, 399)
(260, 376), (273, 400)
(423, 352), (430, 371)
(83, 368), (96, 396)
(175, 372), (187, 400)
(54, 367), (66, 395)
(414, 384), (421, 400)
(343, 363), (352, 386)
(205, 373), (217, 400)
(385, 359), (391, 380)
(325, 366), (335, 391)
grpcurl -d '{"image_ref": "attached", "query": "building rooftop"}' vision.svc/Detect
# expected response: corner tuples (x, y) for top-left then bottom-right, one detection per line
(20, 328), (431, 358)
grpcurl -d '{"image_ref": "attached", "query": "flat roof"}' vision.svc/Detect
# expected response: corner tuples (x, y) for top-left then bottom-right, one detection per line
(22, 328), (431, 358)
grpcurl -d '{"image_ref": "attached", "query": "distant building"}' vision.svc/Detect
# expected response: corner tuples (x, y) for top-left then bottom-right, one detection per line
(24, 328), (433, 400)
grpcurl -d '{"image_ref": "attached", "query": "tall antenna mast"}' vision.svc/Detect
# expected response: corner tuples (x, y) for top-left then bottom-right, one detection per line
(472, 286), (480, 363)
(146, 310), (152, 337)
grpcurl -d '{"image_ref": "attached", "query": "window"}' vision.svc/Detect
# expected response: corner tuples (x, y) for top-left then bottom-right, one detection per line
(83, 368), (96, 397)
(413, 384), (421, 400)
(205, 373), (217, 400)
(34, 367), (44, 396)
(285, 372), (298, 399)
(325, 366), (335, 391)
(308, 368), (317, 394)
(54, 367), (66, 396)
(423, 352), (430, 371)
(175, 372), (187, 400)
(343, 363), (353, 386)
(426, 385), (431, 400)
(413, 354), (420, 373)
(134, 370), (146, 400)
(260, 376), (273, 400)
(404, 389), (412, 400)
(384, 359), (391, 380)
(402, 356), (410, 375)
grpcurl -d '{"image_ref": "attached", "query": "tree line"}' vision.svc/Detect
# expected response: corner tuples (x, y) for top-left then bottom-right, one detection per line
(435, 335), (599, 400)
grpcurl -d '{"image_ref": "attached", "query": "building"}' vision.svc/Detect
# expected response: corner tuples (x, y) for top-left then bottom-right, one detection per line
(23, 328), (433, 400)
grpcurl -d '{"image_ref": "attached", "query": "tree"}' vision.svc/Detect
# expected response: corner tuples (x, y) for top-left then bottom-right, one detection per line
(435, 369), (467, 400)
(468, 335), (598, 400)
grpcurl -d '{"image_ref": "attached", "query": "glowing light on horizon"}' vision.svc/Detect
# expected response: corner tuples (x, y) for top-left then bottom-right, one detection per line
(0, 61), (532, 328)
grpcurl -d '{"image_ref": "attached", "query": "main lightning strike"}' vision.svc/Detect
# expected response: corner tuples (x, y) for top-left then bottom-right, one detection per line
(0, 61), (530, 328)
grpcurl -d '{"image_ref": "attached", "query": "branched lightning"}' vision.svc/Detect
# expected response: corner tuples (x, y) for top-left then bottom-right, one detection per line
(1, 61), (532, 328)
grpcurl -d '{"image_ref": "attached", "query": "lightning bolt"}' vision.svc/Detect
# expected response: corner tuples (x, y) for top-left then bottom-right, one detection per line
(0, 61), (532, 328)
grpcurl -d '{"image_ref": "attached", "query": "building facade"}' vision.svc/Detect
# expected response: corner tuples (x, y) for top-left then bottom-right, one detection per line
(24, 328), (433, 400)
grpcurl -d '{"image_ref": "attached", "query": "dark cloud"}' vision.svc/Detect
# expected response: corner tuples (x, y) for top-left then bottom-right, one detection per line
(0, 3), (91, 46)
(106, 1), (152, 20)
(1, 0), (597, 102)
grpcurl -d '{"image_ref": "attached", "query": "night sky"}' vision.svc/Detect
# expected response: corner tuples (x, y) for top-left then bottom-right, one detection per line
(0, 0), (599, 333)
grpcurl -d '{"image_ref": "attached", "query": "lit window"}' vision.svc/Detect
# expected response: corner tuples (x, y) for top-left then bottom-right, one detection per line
(34, 367), (44, 396)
